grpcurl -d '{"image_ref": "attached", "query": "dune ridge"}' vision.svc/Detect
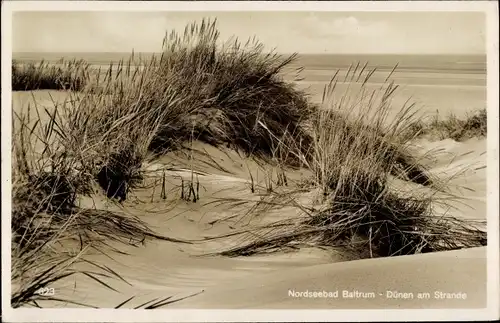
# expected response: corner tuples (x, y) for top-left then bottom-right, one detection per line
(10, 18), (488, 310)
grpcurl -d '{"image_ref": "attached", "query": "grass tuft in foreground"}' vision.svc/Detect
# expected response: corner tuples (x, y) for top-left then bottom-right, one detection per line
(11, 99), (192, 308)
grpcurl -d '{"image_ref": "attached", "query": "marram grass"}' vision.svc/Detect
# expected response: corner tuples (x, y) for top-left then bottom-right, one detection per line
(11, 19), (487, 308)
(404, 108), (487, 142)
(12, 59), (91, 91)
(205, 67), (487, 258)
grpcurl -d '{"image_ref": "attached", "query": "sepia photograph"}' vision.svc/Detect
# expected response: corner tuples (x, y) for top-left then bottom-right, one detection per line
(2, 1), (499, 322)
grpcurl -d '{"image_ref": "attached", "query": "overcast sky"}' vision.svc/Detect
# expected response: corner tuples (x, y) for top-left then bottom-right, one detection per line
(13, 11), (486, 54)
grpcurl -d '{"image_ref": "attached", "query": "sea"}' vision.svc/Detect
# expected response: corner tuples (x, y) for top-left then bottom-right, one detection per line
(12, 52), (487, 115)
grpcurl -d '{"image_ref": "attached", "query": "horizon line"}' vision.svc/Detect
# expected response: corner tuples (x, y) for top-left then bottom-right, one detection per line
(12, 51), (487, 56)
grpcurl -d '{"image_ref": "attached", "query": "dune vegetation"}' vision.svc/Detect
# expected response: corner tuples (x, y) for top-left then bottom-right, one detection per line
(12, 59), (91, 91)
(10, 19), (488, 308)
(405, 108), (487, 142)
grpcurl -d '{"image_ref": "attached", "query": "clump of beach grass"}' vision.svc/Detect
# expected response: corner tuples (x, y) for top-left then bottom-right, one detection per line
(11, 96), (192, 308)
(68, 18), (315, 161)
(12, 59), (91, 91)
(149, 18), (315, 162)
(54, 18), (317, 200)
(12, 94), (192, 247)
(405, 108), (487, 142)
(59, 57), (184, 201)
(207, 67), (487, 259)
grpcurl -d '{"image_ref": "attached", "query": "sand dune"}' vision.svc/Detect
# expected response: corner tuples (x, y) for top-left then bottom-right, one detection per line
(26, 133), (487, 310)
(11, 67), (489, 310)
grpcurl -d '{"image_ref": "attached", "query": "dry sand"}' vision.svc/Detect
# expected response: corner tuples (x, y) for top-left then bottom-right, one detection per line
(11, 67), (488, 309)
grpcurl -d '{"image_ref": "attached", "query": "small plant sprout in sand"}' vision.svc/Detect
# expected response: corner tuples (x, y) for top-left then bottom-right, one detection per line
(161, 170), (167, 200)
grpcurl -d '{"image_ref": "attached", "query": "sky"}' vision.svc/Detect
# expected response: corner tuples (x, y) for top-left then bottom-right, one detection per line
(13, 11), (486, 54)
